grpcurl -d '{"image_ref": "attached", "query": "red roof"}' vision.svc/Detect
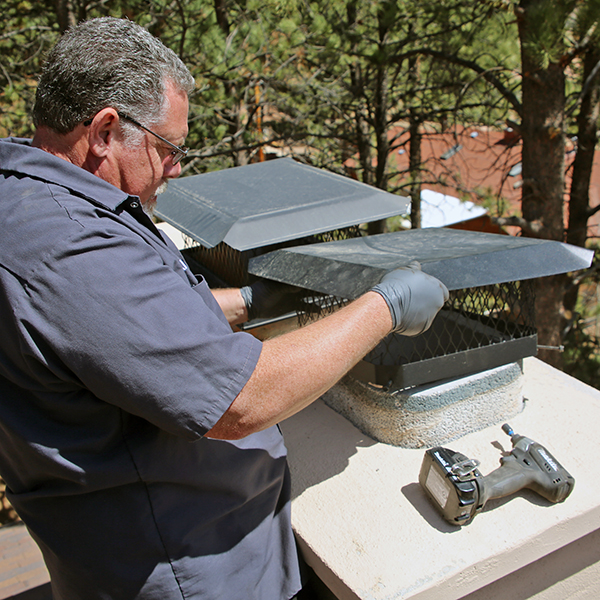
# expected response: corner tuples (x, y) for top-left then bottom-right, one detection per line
(384, 124), (600, 239)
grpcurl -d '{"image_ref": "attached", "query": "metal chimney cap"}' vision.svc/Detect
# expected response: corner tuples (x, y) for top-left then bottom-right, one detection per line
(154, 158), (409, 251)
(248, 228), (594, 297)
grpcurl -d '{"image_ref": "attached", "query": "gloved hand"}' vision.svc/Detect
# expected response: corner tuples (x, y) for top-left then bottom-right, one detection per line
(240, 279), (301, 321)
(371, 262), (449, 335)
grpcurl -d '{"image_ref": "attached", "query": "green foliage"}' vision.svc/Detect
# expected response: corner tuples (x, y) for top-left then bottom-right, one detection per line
(563, 319), (600, 389)
(474, 186), (514, 219)
(273, 0), (519, 191)
(519, 0), (599, 69)
(523, 1), (573, 64)
(572, 0), (600, 44)
(564, 244), (600, 390)
(0, 0), (58, 137)
(0, 0), (522, 172)
(160, 0), (307, 171)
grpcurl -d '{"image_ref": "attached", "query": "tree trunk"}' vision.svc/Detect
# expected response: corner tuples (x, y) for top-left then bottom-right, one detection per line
(408, 52), (422, 230)
(518, 0), (567, 368)
(409, 113), (422, 229)
(55, 0), (81, 33)
(373, 11), (389, 194)
(374, 63), (389, 193)
(214, 0), (249, 166)
(564, 46), (600, 313)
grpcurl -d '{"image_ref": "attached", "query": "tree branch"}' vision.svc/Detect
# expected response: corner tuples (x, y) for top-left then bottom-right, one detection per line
(492, 215), (545, 236)
(588, 203), (600, 219)
(394, 48), (522, 117)
(566, 58), (600, 119)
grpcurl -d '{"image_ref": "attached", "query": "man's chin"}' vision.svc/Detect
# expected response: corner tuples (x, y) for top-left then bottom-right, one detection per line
(156, 181), (168, 196)
(142, 182), (168, 217)
(142, 196), (157, 218)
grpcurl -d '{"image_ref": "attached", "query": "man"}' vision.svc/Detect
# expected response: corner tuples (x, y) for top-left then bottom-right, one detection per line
(0, 17), (448, 600)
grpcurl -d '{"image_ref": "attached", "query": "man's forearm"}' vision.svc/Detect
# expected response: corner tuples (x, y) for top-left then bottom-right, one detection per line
(212, 288), (248, 325)
(206, 291), (393, 440)
(207, 265), (448, 440)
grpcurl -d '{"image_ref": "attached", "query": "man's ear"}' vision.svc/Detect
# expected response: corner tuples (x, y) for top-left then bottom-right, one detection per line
(87, 108), (120, 158)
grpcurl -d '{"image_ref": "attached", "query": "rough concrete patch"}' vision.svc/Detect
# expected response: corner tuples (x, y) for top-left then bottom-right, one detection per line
(322, 362), (525, 448)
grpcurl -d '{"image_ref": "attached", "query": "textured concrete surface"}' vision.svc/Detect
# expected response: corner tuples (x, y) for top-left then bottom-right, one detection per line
(282, 357), (600, 600)
(322, 361), (524, 448)
(460, 527), (600, 600)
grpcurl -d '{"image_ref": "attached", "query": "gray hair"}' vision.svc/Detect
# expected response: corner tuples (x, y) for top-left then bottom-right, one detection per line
(32, 17), (195, 135)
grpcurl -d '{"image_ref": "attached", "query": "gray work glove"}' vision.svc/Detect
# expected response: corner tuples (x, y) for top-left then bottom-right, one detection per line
(240, 279), (301, 321)
(371, 262), (449, 335)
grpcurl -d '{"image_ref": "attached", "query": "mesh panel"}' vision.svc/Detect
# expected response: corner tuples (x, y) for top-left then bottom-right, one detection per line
(364, 279), (536, 367)
(297, 293), (349, 326)
(183, 226), (363, 289)
(184, 241), (260, 288)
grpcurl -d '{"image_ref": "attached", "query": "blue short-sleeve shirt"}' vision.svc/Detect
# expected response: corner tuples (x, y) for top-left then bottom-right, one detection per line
(0, 138), (301, 600)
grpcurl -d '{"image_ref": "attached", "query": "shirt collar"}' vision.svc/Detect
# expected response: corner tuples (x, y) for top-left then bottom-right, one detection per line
(0, 137), (134, 212)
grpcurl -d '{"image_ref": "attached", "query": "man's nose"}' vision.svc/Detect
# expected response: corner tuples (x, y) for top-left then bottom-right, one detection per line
(164, 160), (182, 179)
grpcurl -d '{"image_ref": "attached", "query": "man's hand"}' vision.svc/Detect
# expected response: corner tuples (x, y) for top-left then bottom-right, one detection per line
(240, 279), (301, 321)
(371, 262), (449, 336)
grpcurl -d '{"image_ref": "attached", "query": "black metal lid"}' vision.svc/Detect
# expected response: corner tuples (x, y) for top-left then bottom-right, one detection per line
(155, 158), (409, 250)
(248, 228), (594, 296)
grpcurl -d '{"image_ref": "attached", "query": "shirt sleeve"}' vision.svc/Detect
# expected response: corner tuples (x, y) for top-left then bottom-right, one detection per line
(20, 220), (262, 439)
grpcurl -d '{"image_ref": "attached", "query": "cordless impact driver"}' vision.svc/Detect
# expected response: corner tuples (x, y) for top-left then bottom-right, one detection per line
(419, 423), (575, 525)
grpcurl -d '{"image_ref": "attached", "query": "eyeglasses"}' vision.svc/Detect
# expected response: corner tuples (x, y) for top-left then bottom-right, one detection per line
(116, 112), (189, 165)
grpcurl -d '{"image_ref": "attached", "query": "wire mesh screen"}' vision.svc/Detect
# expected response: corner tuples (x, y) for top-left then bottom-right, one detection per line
(183, 240), (260, 288)
(297, 292), (350, 325)
(364, 279), (536, 372)
(182, 226), (363, 289)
